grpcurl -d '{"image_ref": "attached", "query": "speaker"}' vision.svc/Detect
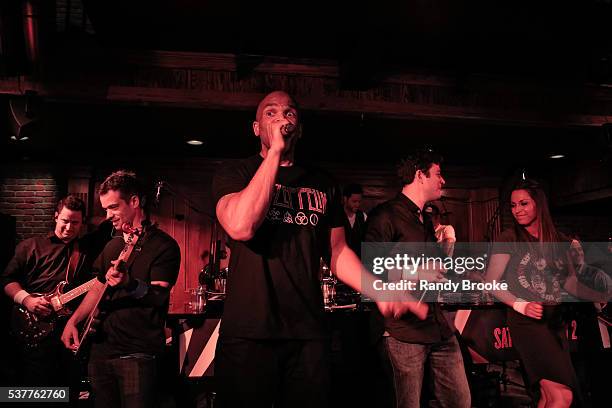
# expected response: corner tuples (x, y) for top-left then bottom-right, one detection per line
(8, 92), (41, 141)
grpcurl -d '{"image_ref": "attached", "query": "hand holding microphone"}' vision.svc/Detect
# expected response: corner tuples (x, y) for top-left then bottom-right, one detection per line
(268, 122), (296, 154)
(280, 123), (295, 137)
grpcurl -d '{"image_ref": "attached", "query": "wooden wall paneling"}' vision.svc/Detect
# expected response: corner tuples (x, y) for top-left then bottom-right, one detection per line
(173, 199), (189, 307)
(185, 205), (212, 291)
(152, 195), (183, 307)
(467, 188), (500, 243)
(154, 192), (213, 309)
(67, 177), (90, 214)
(469, 190), (484, 243)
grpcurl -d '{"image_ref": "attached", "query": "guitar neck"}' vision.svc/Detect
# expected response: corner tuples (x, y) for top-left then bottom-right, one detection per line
(59, 278), (98, 304)
(75, 231), (142, 355)
(78, 232), (140, 306)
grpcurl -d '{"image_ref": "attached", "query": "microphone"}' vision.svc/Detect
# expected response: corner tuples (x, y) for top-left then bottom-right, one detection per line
(281, 123), (296, 136)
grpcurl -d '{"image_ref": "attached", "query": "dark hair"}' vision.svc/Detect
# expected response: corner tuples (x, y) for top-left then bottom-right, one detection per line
(510, 179), (564, 264)
(343, 184), (363, 198)
(56, 195), (86, 218)
(98, 170), (146, 208)
(510, 179), (560, 244)
(397, 149), (444, 186)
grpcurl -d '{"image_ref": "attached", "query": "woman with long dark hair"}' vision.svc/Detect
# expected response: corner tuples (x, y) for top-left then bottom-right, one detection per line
(485, 179), (608, 408)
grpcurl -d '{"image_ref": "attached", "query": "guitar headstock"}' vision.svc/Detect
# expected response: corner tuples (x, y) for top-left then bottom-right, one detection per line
(122, 219), (151, 235)
(122, 222), (141, 237)
(122, 220), (152, 247)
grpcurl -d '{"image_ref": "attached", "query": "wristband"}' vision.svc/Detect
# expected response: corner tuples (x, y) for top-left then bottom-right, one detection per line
(14, 290), (30, 305)
(512, 298), (528, 315)
(128, 279), (149, 299)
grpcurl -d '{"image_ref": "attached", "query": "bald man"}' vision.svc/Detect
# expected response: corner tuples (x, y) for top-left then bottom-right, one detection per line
(211, 91), (427, 407)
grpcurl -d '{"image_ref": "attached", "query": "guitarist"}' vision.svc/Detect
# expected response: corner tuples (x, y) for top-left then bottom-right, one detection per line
(61, 170), (180, 408)
(1, 195), (106, 400)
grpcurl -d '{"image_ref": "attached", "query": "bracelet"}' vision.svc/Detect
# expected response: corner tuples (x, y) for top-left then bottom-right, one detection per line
(512, 298), (528, 315)
(13, 290), (30, 305)
(128, 279), (149, 299)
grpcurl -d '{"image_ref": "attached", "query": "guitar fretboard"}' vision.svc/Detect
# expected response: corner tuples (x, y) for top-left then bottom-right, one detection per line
(59, 278), (97, 304)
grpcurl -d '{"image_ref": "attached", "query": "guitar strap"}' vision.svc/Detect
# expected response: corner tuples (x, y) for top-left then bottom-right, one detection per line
(123, 226), (152, 271)
(104, 228), (149, 302)
(65, 240), (81, 284)
(121, 240), (141, 274)
(130, 223), (155, 265)
(110, 226), (153, 287)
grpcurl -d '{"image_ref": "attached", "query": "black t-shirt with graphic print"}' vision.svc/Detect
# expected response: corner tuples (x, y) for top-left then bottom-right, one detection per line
(212, 154), (345, 339)
(492, 228), (570, 303)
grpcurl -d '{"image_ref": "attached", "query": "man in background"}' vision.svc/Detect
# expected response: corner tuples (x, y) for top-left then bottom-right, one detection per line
(342, 183), (367, 258)
(424, 203), (456, 257)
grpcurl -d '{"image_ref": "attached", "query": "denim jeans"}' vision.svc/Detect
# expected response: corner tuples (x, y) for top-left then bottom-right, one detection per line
(382, 335), (471, 408)
(88, 353), (157, 408)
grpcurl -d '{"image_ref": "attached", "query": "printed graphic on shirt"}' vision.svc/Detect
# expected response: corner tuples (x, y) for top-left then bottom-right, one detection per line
(266, 184), (328, 226)
(517, 252), (563, 302)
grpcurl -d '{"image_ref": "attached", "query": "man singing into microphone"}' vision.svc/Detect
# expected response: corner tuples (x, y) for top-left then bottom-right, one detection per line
(212, 90), (427, 407)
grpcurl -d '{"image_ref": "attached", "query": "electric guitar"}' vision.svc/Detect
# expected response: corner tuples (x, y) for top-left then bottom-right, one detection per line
(74, 223), (146, 355)
(11, 278), (98, 348)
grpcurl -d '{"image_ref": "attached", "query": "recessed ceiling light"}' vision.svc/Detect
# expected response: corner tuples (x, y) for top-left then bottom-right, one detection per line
(186, 139), (204, 146)
(549, 154), (565, 159)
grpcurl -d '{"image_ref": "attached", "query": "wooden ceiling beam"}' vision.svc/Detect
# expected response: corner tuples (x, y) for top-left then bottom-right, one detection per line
(1, 49), (611, 128)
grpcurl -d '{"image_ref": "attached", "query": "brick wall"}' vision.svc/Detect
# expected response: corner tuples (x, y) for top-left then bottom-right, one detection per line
(0, 171), (60, 242)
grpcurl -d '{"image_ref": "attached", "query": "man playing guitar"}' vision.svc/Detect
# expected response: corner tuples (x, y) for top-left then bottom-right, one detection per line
(1, 195), (108, 400)
(61, 170), (180, 408)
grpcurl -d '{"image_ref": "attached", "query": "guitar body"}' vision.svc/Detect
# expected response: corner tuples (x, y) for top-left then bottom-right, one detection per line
(48, 281), (69, 315)
(11, 283), (72, 348)
(10, 278), (98, 348)
(11, 301), (60, 348)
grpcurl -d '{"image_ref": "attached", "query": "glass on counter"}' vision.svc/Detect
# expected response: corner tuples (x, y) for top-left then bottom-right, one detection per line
(186, 286), (206, 313)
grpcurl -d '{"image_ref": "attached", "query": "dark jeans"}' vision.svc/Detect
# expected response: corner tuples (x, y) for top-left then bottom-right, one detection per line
(17, 327), (81, 402)
(382, 335), (471, 408)
(16, 328), (82, 408)
(215, 337), (331, 408)
(88, 353), (158, 408)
